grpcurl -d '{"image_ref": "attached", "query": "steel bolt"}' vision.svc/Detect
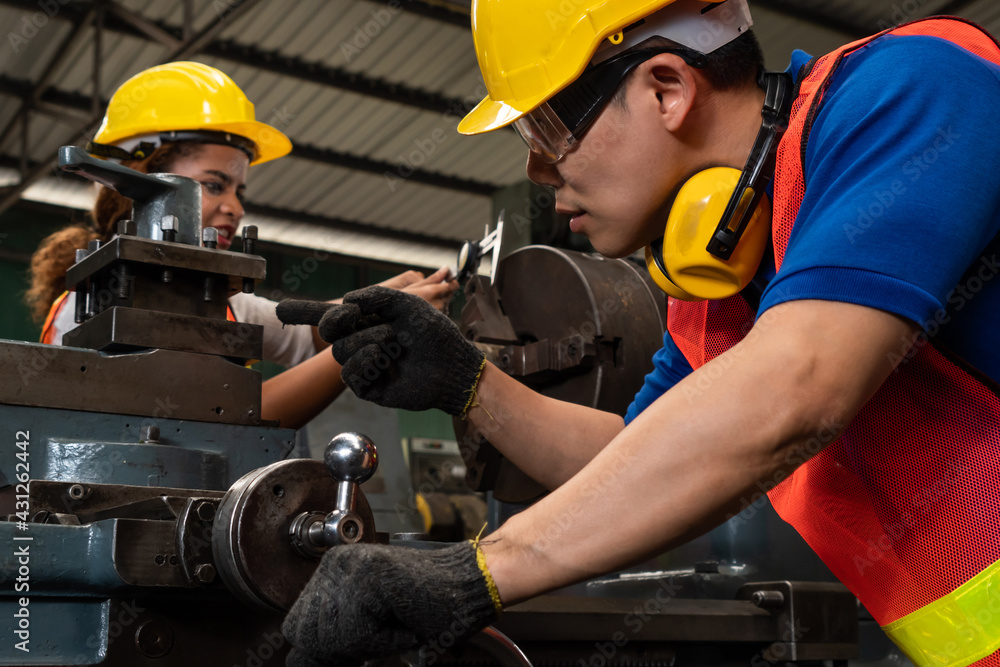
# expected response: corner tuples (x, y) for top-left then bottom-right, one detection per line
(194, 563), (216, 584)
(140, 425), (160, 443)
(242, 225), (258, 253)
(67, 484), (87, 500)
(751, 590), (785, 609)
(195, 501), (215, 522)
(135, 620), (173, 658)
(342, 519), (360, 541)
(202, 227), (218, 249)
(116, 265), (130, 300)
(203, 275), (214, 302)
(160, 215), (178, 242)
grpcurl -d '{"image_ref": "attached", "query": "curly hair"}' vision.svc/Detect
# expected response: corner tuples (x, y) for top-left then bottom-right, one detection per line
(25, 142), (203, 323)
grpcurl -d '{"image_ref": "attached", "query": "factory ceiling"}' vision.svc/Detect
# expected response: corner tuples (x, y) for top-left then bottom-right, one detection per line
(0, 0), (995, 268)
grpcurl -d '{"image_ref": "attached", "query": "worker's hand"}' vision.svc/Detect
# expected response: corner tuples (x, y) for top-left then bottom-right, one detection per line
(282, 542), (501, 667)
(277, 287), (485, 416)
(376, 267), (458, 312)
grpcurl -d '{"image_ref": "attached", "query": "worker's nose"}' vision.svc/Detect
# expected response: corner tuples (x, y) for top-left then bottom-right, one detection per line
(526, 151), (564, 189)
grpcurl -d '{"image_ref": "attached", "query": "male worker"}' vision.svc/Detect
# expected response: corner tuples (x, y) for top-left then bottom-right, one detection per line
(277, 1), (1000, 666)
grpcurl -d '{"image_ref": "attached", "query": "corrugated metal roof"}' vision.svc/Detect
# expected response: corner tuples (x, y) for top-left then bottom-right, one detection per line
(1, 0), (999, 266)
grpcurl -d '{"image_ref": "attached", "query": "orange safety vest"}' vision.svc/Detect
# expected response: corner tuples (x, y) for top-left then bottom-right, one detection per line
(668, 18), (1000, 667)
(41, 291), (238, 344)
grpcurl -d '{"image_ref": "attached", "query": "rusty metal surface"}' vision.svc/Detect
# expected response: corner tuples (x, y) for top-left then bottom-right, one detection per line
(0, 341), (264, 426)
(496, 580), (856, 655)
(212, 459), (376, 611)
(114, 518), (191, 587)
(489, 248), (665, 412)
(62, 306), (264, 360)
(66, 235), (265, 287)
(456, 247), (666, 502)
(28, 480), (225, 518)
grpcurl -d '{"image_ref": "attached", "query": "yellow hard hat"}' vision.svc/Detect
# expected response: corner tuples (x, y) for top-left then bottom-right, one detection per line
(91, 61), (291, 165)
(458, 0), (752, 135)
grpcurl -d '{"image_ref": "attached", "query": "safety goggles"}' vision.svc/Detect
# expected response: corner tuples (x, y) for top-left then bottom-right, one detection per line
(513, 47), (706, 164)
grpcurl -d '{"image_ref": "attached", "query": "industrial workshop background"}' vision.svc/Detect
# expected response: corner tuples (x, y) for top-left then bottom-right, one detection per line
(0, 0), (995, 445)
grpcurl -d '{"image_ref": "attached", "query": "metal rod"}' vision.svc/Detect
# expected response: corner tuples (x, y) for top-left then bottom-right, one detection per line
(182, 0), (193, 41)
(0, 3), (97, 155)
(0, 0), (266, 218)
(19, 110), (27, 176)
(92, 3), (103, 118)
(108, 0), (181, 48)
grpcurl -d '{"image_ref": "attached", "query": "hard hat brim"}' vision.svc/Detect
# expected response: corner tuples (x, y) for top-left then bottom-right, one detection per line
(458, 96), (528, 135)
(204, 120), (292, 166)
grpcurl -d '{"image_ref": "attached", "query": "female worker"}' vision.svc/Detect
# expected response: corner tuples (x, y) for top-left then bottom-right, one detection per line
(25, 61), (456, 429)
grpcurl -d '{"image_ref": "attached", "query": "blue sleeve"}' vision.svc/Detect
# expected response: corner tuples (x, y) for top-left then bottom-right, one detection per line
(625, 329), (693, 424)
(759, 35), (1000, 328)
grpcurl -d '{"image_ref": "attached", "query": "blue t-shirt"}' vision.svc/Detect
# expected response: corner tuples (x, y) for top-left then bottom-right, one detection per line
(626, 34), (1000, 424)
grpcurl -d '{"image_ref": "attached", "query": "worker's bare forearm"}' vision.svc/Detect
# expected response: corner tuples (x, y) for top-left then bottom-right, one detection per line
(481, 300), (916, 605)
(465, 363), (625, 489)
(261, 350), (347, 430)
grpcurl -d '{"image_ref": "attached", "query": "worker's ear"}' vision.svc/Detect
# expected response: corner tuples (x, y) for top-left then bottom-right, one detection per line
(645, 72), (793, 302)
(639, 53), (699, 134)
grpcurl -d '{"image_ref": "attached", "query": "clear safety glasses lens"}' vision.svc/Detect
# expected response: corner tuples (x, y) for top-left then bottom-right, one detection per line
(513, 47), (708, 165)
(513, 103), (577, 164)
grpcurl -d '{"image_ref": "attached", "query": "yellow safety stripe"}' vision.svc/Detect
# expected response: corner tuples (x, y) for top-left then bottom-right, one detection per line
(883, 558), (1000, 667)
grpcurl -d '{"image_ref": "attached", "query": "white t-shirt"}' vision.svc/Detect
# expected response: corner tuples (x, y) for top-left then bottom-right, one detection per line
(48, 291), (316, 367)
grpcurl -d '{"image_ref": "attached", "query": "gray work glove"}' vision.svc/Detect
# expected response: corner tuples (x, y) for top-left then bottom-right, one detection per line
(281, 541), (501, 667)
(277, 287), (485, 417)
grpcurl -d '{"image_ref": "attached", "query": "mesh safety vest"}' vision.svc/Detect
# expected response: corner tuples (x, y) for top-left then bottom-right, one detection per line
(667, 18), (1000, 667)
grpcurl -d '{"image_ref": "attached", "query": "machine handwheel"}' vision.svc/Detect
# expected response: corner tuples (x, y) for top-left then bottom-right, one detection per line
(212, 459), (376, 611)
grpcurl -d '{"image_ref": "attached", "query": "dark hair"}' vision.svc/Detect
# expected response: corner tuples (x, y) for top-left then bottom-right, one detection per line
(612, 30), (764, 107)
(25, 141), (203, 323)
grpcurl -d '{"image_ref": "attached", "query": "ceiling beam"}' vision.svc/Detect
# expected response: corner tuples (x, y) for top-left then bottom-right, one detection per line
(0, 153), (463, 250)
(0, 74), (497, 197)
(751, 0), (873, 39)
(206, 39), (469, 116)
(396, 0), (469, 28)
(245, 202), (462, 247)
(0, 0), (473, 116)
(931, 0), (981, 17)
(0, 0), (265, 217)
(0, 2), (97, 155)
(290, 145), (495, 196)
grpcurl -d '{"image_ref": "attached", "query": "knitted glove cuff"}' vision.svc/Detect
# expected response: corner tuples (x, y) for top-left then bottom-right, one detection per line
(436, 542), (502, 625)
(442, 348), (487, 418)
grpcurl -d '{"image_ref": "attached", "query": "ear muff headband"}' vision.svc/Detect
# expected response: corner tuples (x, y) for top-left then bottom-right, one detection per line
(707, 71), (792, 260)
(646, 71), (793, 301)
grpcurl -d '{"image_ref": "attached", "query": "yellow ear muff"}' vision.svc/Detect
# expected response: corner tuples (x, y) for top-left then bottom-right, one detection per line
(646, 167), (771, 302)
